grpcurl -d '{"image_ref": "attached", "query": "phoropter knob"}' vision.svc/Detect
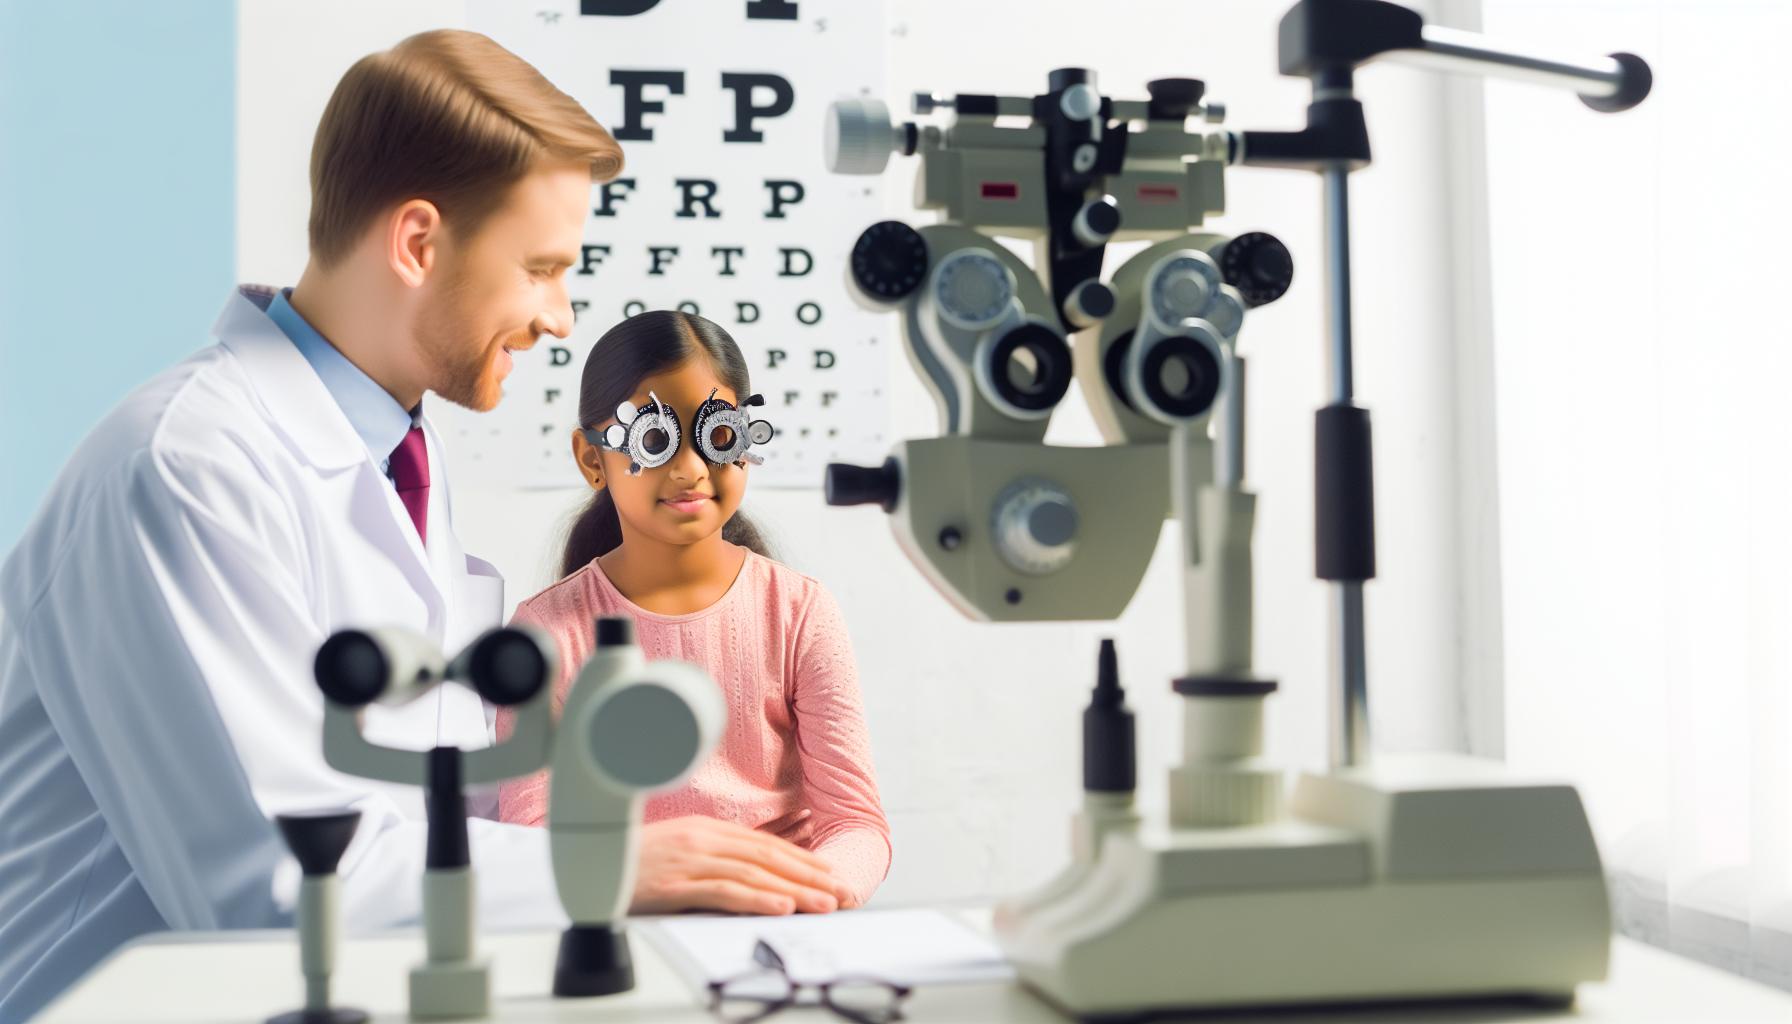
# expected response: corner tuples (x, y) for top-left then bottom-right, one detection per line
(849, 221), (929, 303)
(992, 479), (1080, 576)
(1219, 231), (1294, 308)
(1146, 78), (1206, 120)
(826, 98), (903, 175)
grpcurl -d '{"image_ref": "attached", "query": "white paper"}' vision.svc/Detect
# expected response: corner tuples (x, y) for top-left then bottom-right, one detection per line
(640, 908), (1015, 1000)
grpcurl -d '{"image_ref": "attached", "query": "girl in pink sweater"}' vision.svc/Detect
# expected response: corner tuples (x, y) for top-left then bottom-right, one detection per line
(496, 310), (890, 915)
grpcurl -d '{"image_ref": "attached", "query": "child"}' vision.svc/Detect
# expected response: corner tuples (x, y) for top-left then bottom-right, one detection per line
(496, 310), (890, 914)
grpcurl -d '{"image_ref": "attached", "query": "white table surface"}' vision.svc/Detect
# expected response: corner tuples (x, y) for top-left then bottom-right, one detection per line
(39, 911), (1792, 1024)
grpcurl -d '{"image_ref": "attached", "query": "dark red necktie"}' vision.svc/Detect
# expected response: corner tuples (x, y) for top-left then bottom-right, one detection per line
(389, 425), (430, 545)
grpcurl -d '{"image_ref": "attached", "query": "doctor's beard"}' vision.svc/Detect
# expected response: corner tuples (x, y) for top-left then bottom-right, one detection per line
(413, 280), (526, 413)
(436, 329), (523, 412)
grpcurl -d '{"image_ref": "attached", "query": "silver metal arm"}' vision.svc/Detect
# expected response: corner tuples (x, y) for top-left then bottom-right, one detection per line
(1383, 26), (1633, 101)
(1313, 19), (1646, 772)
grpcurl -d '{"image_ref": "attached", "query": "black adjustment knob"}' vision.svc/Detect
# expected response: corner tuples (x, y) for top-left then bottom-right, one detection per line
(1581, 52), (1652, 113)
(825, 458), (901, 513)
(1146, 78), (1205, 120)
(1083, 200), (1120, 237)
(850, 221), (929, 302)
(275, 809), (362, 877)
(461, 627), (550, 707)
(595, 616), (635, 649)
(1072, 198), (1122, 249)
(1048, 67), (1092, 92)
(1064, 279), (1116, 327)
(1220, 231), (1295, 308)
(314, 631), (387, 708)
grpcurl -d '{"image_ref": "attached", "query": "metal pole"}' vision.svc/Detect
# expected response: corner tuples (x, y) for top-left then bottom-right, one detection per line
(1215, 357), (1247, 490)
(1323, 162), (1371, 770)
(1333, 581), (1370, 769)
(1324, 167), (1355, 403)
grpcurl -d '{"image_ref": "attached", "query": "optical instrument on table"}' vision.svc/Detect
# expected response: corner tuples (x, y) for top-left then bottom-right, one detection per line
(308, 616), (720, 1015)
(265, 808), (367, 1024)
(822, 0), (1650, 1017)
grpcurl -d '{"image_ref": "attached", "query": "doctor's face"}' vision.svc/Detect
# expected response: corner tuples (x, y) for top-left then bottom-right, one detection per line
(415, 161), (588, 411)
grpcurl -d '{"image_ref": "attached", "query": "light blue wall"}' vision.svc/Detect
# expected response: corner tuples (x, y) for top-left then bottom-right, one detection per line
(0, 0), (236, 553)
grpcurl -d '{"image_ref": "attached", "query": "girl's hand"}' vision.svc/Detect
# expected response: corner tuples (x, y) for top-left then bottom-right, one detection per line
(631, 815), (852, 916)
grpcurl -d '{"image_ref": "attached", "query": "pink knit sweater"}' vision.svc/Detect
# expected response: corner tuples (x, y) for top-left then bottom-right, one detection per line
(495, 550), (891, 905)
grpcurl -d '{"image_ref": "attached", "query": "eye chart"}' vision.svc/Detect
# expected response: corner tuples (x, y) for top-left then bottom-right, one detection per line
(441, 0), (890, 490)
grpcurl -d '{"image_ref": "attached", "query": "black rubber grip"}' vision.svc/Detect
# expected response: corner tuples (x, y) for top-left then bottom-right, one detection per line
(1316, 403), (1376, 582)
(1581, 52), (1652, 113)
(1082, 711), (1135, 793)
(424, 746), (469, 870)
(955, 93), (999, 116)
(596, 616), (635, 648)
(824, 459), (901, 512)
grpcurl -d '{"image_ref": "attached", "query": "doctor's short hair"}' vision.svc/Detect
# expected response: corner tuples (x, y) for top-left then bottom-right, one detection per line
(307, 29), (623, 268)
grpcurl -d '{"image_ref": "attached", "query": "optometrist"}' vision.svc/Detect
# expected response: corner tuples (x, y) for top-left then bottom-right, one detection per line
(0, 30), (834, 1024)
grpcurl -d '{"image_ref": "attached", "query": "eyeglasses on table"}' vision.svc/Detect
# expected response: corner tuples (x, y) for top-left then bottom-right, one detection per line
(707, 937), (912, 1024)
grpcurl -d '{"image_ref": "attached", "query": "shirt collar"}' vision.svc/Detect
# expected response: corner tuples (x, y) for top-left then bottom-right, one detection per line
(265, 289), (417, 465)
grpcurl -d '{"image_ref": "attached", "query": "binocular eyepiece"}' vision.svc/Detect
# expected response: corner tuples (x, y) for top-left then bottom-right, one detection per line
(315, 626), (554, 709)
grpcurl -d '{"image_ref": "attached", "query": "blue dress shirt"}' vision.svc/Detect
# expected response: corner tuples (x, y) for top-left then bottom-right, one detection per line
(265, 289), (417, 473)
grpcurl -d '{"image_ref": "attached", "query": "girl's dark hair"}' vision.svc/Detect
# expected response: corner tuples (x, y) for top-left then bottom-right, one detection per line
(561, 310), (773, 577)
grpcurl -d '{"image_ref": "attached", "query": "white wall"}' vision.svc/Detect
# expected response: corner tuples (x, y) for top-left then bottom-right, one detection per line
(1482, 3), (1792, 980)
(238, 0), (1472, 905)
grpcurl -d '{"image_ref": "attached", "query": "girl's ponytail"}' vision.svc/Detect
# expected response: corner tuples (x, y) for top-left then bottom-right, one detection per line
(561, 488), (622, 577)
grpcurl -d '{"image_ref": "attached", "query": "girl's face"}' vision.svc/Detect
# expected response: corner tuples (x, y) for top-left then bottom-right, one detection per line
(572, 356), (750, 550)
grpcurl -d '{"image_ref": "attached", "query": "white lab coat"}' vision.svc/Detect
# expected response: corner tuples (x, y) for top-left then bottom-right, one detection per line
(0, 285), (564, 1023)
